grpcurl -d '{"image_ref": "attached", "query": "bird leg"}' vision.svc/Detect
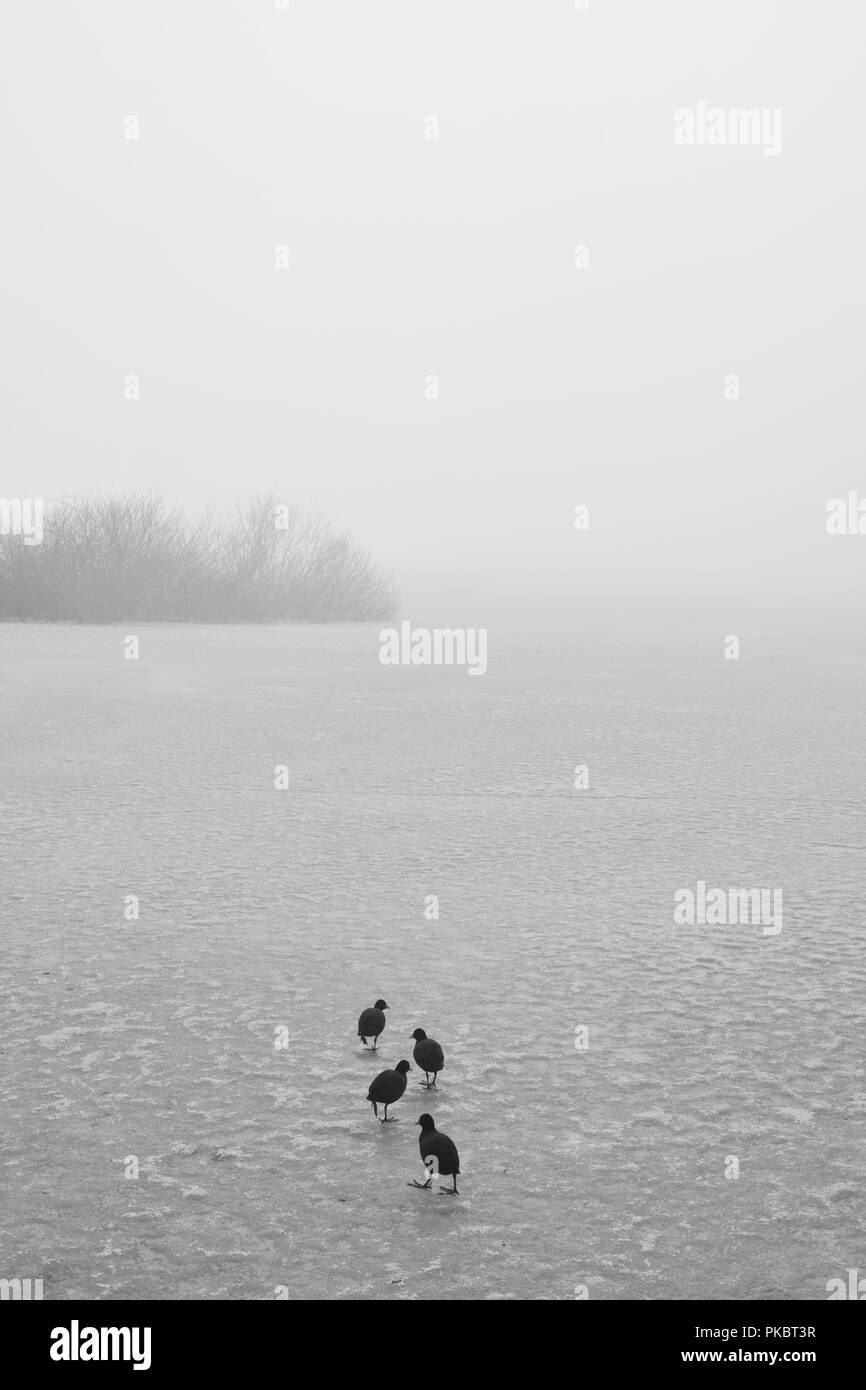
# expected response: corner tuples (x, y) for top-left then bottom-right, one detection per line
(379, 1104), (396, 1123)
(371, 1101), (378, 1118)
(440, 1179), (459, 1195)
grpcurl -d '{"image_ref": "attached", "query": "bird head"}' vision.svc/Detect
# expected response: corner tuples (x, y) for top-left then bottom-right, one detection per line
(374, 999), (388, 1010)
(395, 1059), (412, 1074)
(417, 1113), (435, 1132)
(410, 1028), (427, 1041)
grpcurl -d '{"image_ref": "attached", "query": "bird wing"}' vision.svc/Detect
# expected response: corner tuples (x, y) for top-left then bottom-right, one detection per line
(368, 1070), (404, 1102)
(415, 1040), (444, 1069)
(421, 1131), (459, 1174)
(367, 1070), (389, 1100)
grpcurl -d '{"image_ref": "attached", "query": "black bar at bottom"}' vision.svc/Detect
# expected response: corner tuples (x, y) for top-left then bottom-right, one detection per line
(4, 1299), (861, 1375)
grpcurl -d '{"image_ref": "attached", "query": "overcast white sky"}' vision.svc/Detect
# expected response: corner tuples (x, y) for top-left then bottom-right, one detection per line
(1, 1), (864, 616)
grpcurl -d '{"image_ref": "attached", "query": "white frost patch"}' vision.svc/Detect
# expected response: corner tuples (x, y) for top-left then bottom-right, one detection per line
(776, 1106), (813, 1125)
(38, 1027), (85, 1048)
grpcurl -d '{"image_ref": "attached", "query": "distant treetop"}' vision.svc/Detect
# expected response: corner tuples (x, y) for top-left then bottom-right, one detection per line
(0, 494), (398, 622)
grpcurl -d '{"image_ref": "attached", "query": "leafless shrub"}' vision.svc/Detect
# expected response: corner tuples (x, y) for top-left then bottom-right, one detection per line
(0, 494), (398, 622)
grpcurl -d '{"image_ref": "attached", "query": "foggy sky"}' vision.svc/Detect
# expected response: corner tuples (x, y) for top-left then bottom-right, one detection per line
(2, 1), (864, 617)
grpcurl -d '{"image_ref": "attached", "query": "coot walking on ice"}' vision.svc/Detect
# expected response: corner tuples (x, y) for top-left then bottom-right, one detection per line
(409, 1113), (461, 1194)
(357, 999), (388, 1050)
(410, 1028), (445, 1089)
(366, 1060), (411, 1122)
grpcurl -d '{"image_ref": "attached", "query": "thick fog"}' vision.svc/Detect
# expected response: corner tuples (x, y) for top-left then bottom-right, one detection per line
(1, 0), (863, 618)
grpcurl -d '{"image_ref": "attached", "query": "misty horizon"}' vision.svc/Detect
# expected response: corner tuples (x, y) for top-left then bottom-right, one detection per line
(3, 1), (864, 619)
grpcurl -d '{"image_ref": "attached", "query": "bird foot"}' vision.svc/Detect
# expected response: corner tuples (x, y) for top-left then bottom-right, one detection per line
(439, 1189), (459, 1197)
(379, 1117), (397, 1124)
(408, 1179), (432, 1189)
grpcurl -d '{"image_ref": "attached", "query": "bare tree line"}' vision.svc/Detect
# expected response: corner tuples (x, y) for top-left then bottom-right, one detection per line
(0, 494), (398, 622)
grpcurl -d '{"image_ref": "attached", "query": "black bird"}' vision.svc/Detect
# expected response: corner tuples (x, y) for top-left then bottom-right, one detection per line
(410, 1028), (445, 1089)
(409, 1114), (460, 1194)
(357, 999), (388, 1050)
(366, 1060), (411, 1122)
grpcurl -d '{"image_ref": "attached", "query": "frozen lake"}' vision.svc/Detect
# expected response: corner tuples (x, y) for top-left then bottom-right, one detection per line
(1, 619), (864, 1299)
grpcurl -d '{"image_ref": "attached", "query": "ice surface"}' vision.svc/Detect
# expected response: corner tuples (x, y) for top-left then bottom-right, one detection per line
(1, 621), (864, 1299)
